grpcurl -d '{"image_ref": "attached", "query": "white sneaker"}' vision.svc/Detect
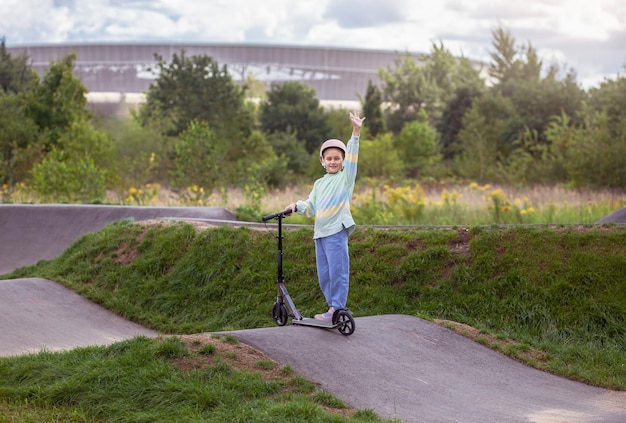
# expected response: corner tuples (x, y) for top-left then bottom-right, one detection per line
(314, 307), (334, 321)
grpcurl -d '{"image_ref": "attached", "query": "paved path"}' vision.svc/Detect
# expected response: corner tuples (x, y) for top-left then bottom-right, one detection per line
(0, 278), (158, 356)
(595, 206), (626, 224)
(1, 205), (624, 422)
(0, 204), (236, 274)
(223, 316), (626, 423)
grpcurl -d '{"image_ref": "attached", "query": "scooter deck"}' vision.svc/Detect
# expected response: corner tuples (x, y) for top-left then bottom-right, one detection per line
(292, 317), (338, 328)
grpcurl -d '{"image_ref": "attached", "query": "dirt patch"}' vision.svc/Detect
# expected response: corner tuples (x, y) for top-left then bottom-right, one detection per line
(448, 228), (472, 255)
(173, 333), (287, 380)
(555, 224), (621, 234)
(440, 228), (473, 279)
(136, 219), (220, 231)
(105, 224), (150, 265)
(111, 241), (138, 265)
(169, 334), (355, 418)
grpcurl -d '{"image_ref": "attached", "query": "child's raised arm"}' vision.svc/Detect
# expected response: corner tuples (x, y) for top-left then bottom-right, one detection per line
(349, 111), (365, 137)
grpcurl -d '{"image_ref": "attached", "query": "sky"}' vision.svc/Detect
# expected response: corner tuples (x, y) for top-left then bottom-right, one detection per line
(1, 0), (625, 89)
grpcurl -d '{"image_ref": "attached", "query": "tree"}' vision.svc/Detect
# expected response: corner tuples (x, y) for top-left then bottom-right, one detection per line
(489, 26), (524, 94)
(395, 115), (441, 178)
(489, 25), (585, 120)
(456, 93), (516, 181)
(0, 93), (40, 186)
(474, 25), (586, 171)
(0, 37), (37, 95)
(587, 75), (626, 137)
(512, 104), (626, 188)
(266, 130), (310, 175)
(324, 107), (345, 137)
(259, 81), (331, 154)
(423, 42), (484, 110)
(501, 113), (572, 186)
(506, 71), (585, 150)
(358, 133), (403, 179)
(235, 130), (286, 195)
(360, 81), (386, 137)
(437, 86), (483, 159)
(561, 111), (626, 188)
(29, 120), (113, 203)
(98, 115), (172, 189)
(378, 52), (430, 134)
(170, 120), (226, 192)
(0, 46), (93, 189)
(138, 51), (252, 140)
(27, 54), (91, 148)
(379, 43), (484, 134)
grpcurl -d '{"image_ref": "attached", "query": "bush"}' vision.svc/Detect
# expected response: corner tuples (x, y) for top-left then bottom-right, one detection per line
(30, 150), (106, 203)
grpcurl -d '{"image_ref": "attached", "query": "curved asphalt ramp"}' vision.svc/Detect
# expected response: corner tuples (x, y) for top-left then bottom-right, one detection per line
(1, 205), (625, 422)
(0, 278), (158, 356)
(595, 206), (626, 224)
(0, 204), (236, 274)
(225, 317), (626, 423)
(0, 204), (231, 354)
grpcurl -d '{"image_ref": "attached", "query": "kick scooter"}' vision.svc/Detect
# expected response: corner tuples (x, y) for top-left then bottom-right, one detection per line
(262, 209), (356, 336)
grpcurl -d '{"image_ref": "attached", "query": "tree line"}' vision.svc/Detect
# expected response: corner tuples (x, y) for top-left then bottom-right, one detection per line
(1, 26), (625, 205)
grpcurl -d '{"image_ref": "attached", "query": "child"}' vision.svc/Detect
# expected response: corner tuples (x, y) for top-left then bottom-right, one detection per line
(284, 111), (365, 320)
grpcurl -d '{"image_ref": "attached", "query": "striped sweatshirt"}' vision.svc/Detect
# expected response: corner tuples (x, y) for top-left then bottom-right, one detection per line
(296, 134), (359, 239)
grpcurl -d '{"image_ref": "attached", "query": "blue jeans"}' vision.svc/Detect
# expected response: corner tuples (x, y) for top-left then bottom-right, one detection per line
(315, 229), (349, 309)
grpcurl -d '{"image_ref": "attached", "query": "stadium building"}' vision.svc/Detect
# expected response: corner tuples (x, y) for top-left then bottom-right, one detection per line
(8, 42), (427, 116)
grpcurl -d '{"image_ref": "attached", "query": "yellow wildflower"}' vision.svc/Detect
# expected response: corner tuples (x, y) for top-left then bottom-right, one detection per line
(489, 189), (506, 201)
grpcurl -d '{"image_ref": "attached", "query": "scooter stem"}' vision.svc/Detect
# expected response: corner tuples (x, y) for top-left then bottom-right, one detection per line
(275, 213), (303, 320)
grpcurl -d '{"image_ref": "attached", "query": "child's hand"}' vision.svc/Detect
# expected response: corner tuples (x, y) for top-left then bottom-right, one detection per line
(349, 111), (366, 128)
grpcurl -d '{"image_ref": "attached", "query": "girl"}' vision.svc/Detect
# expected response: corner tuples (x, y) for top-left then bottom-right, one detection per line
(284, 111), (365, 320)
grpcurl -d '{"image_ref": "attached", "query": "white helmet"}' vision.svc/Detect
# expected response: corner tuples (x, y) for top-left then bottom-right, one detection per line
(319, 139), (346, 166)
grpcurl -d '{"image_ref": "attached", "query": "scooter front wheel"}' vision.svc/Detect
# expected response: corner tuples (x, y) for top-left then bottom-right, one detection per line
(336, 310), (355, 336)
(272, 302), (289, 326)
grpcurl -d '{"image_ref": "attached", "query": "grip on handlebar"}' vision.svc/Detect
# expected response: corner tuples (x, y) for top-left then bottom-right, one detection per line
(262, 209), (293, 222)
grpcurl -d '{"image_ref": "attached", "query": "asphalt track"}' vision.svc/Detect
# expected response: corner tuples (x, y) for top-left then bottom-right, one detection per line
(0, 204), (238, 275)
(1, 204), (625, 422)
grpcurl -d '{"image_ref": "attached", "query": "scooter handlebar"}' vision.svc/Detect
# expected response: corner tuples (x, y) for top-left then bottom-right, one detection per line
(262, 209), (293, 222)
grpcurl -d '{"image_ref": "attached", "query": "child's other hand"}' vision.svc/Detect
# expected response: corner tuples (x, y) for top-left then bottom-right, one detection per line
(349, 111), (365, 128)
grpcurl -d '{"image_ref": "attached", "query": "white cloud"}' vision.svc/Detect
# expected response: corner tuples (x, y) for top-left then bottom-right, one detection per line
(0, 0), (71, 43)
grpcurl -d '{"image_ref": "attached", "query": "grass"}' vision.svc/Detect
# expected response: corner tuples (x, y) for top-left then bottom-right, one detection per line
(1, 219), (625, 421)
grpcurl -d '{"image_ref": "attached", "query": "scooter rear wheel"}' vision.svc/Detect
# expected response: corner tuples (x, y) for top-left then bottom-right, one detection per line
(336, 310), (355, 336)
(272, 302), (289, 326)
